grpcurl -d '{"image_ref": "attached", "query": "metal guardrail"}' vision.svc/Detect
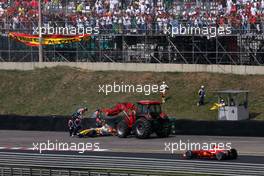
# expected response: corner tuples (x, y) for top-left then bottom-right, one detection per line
(0, 166), (160, 176)
(1, 151), (264, 176)
(0, 32), (263, 65)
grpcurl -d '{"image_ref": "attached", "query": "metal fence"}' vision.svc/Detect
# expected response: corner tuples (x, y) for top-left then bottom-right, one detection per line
(0, 166), (165, 176)
(0, 33), (264, 65)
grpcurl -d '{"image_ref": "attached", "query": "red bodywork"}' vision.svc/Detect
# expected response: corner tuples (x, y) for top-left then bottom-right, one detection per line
(183, 147), (238, 160)
(188, 149), (224, 159)
(103, 100), (171, 139)
(102, 100), (165, 128)
(137, 100), (161, 105)
(103, 102), (137, 128)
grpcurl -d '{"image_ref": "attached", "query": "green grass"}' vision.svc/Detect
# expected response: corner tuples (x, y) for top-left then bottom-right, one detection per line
(0, 66), (263, 120)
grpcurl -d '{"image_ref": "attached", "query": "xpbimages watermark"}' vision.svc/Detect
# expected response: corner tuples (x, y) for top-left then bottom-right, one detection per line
(164, 140), (232, 154)
(33, 25), (99, 35)
(98, 81), (168, 95)
(162, 24), (232, 38)
(32, 140), (103, 153)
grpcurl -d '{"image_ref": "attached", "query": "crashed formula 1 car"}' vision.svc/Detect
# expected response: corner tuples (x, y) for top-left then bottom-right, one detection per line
(77, 120), (116, 138)
(183, 147), (238, 160)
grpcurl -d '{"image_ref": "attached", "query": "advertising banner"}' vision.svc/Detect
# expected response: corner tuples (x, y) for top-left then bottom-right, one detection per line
(9, 32), (90, 46)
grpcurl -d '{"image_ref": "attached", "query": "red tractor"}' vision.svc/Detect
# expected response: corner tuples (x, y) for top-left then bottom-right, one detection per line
(104, 100), (171, 139)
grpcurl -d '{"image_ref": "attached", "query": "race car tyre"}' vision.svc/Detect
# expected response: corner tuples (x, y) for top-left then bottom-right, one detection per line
(155, 118), (171, 138)
(216, 152), (225, 160)
(135, 118), (152, 139)
(117, 120), (130, 138)
(230, 148), (238, 159)
(77, 133), (84, 138)
(185, 150), (193, 159)
(87, 130), (97, 137)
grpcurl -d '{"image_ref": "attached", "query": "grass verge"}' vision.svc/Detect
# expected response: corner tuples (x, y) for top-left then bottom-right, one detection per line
(0, 66), (263, 120)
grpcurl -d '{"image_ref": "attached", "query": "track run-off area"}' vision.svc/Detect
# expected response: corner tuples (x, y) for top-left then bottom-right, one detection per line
(0, 130), (264, 175)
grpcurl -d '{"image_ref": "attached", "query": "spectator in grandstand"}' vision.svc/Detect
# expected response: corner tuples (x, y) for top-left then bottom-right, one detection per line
(4, 0), (264, 35)
(76, 2), (84, 14)
(156, 14), (163, 33)
(0, 2), (4, 17)
(136, 14), (146, 33)
(123, 13), (131, 33)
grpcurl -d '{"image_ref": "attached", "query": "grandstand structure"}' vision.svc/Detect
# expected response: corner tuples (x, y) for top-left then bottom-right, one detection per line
(0, 0), (264, 65)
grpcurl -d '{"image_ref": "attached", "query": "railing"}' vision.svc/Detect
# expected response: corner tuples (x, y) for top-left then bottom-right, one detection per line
(0, 29), (264, 65)
(0, 165), (158, 176)
(0, 21), (263, 36)
(0, 50), (263, 65)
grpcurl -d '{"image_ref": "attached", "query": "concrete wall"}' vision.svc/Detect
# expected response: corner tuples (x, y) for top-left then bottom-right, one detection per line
(0, 62), (263, 75)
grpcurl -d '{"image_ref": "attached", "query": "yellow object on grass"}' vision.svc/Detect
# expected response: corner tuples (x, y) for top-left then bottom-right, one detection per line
(210, 103), (223, 110)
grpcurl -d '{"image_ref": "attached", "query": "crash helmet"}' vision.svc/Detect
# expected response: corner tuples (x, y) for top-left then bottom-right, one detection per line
(201, 85), (205, 89)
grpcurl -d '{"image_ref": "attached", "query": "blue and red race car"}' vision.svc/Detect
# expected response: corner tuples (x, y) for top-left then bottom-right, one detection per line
(183, 147), (238, 160)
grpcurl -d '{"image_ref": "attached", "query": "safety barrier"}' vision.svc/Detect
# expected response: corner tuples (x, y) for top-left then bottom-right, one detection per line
(170, 119), (264, 137)
(0, 115), (264, 136)
(0, 62), (264, 75)
(0, 115), (95, 131)
(0, 165), (156, 176)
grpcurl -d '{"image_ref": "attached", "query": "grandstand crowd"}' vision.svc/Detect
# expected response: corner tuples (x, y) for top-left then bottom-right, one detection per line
(1, 0), (264, 34)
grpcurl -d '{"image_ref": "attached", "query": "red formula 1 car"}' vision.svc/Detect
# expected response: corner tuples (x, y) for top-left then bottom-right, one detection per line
(183, 147), (238, 160)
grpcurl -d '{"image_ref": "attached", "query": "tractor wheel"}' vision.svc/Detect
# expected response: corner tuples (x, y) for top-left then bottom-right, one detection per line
(117, 120), (130, 138)
(185, 150), (193, 159)
(155, 118), (171, 138)
(216, 152), (225, 160)
(135, 118), (152, 139)
(229, 148), (238, 159)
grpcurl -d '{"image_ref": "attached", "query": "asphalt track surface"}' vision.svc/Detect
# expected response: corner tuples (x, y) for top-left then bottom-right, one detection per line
(1, 130), (264, 155)
(0, 130), (264, 175)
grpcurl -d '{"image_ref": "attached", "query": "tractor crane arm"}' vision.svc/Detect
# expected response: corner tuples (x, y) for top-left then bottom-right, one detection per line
(102, 102), (137, 128)
(103, 103), (136, 116)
